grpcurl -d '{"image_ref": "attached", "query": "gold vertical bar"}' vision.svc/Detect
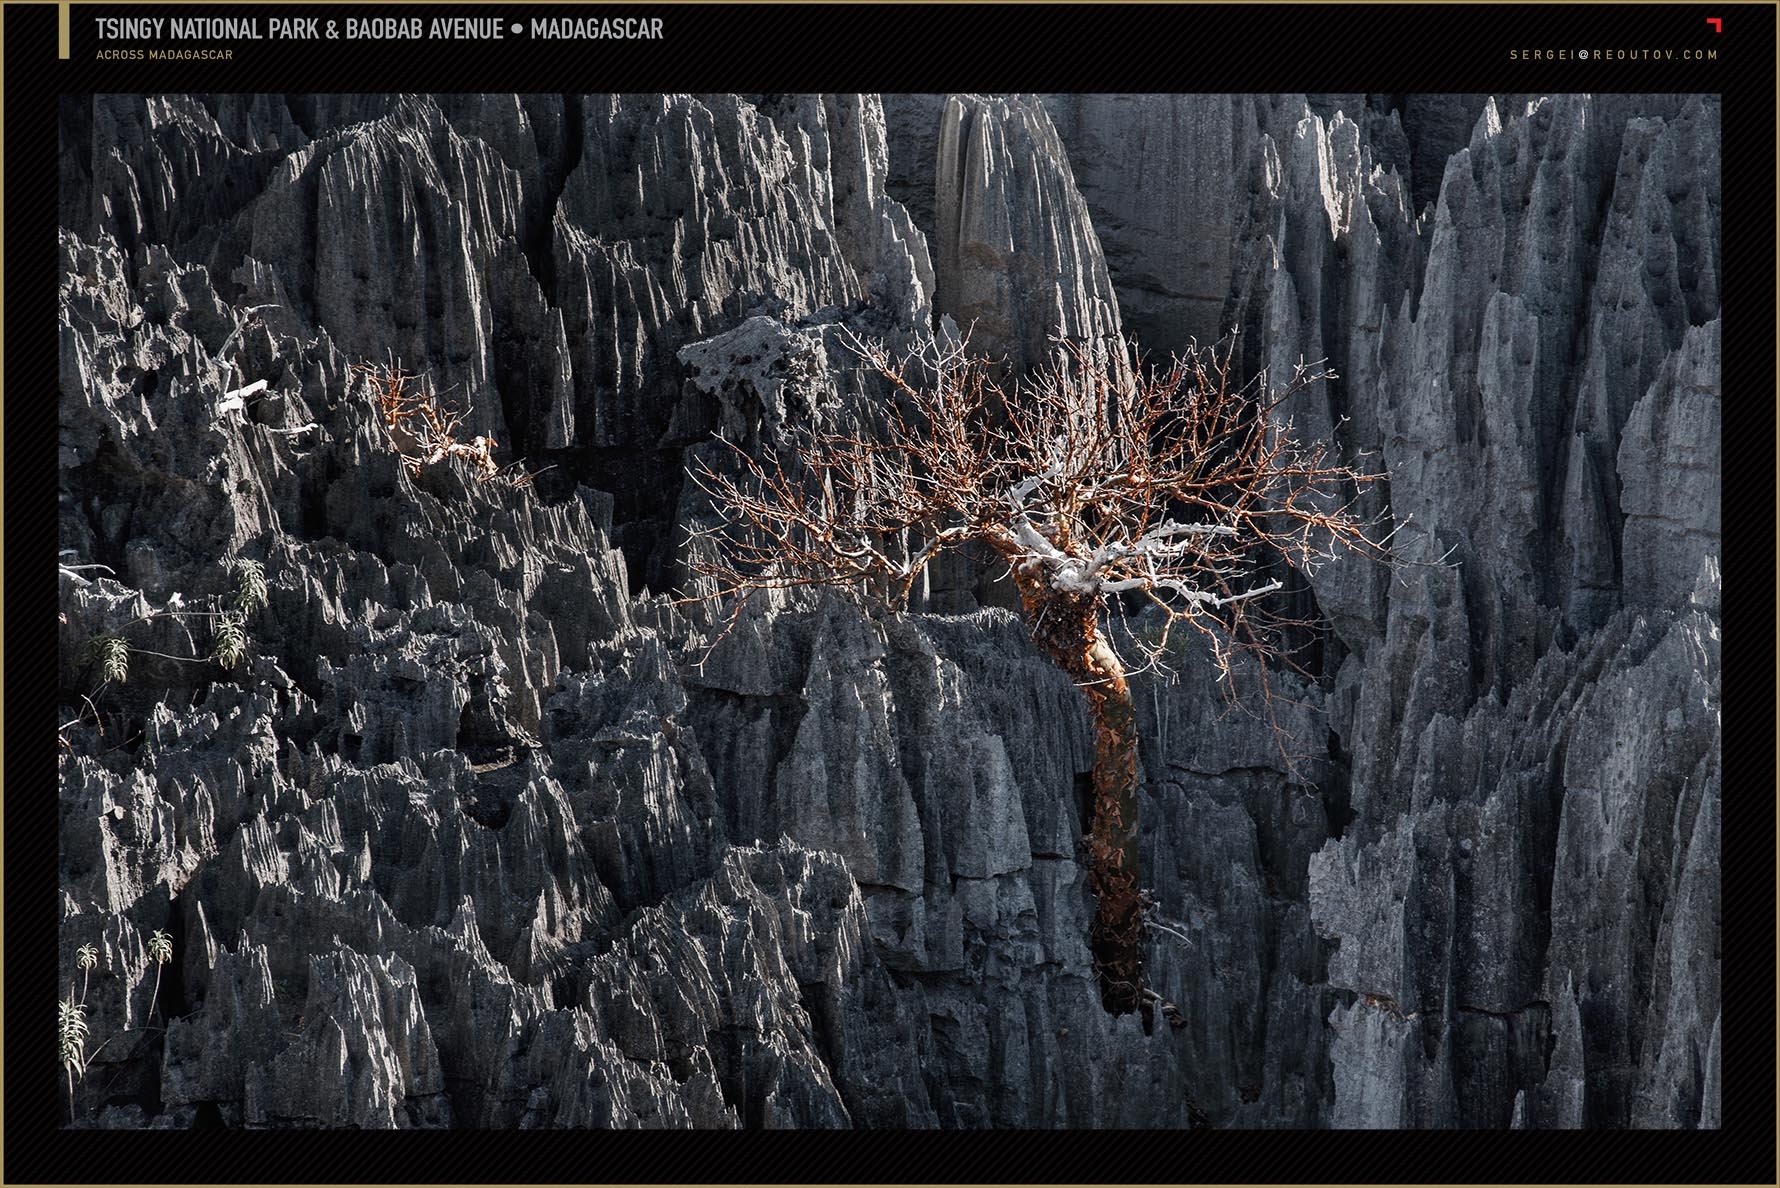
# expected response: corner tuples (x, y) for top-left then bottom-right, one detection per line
(60, 1), (72, 58)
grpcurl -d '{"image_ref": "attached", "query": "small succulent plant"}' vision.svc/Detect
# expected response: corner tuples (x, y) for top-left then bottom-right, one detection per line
(82, 635), (130, 686)
(210, 616), (249, 669)
(146, 930), (174, 1024)
(147, 930), (173, 965)
(232, 558), (268, 615)
(59, 995), (89, 1122)
(75, 944), (99, 1003)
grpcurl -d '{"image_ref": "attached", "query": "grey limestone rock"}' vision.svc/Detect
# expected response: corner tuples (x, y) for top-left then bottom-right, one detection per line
(1040, 94), (1240, 351)
(931, 94), (1122, 371)
(58, 92), (1718, 1130)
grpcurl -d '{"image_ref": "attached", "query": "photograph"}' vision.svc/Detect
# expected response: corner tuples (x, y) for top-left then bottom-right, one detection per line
(17, 0), (1752, 1166)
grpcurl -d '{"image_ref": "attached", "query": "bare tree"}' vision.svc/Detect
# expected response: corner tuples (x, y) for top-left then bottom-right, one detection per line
(687, 333), (1387, 1021)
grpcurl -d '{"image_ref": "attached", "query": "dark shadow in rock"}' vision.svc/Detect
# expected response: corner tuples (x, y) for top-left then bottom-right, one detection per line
(460, 762), (524, 831)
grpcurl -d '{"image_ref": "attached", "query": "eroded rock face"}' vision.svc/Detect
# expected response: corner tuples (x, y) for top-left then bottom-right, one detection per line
(931, 94), (1122, 371)
(1235, 95), (1720, 1129)
(59, 92), (1716, 1129)
(1039, 94), (1239, 351)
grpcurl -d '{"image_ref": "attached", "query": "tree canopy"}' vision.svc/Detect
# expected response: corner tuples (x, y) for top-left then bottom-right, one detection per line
(688, 332), (1389, 1019)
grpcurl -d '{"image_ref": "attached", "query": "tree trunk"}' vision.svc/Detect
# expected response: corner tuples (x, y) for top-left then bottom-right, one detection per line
(1014, 582), (1149, 1023)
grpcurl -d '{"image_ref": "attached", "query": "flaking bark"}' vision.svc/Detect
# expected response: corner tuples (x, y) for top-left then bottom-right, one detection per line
(1013, 577), (1147, 1019)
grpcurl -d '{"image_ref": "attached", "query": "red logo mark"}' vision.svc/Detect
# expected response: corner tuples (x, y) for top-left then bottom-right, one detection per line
(1706, 17), (1722, 32)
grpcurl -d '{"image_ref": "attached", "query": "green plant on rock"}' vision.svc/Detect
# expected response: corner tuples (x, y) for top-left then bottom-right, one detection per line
(232, 557), (268, 615)
(73, 557), (269, 695)
(210, 616), (249, 669)
(146, 930), (173, 1022)
(57, 931), (175, 1124)
(80, 634), (130, 686)
(76, 944), (99, 1003)
(59, 995), (88, 1124)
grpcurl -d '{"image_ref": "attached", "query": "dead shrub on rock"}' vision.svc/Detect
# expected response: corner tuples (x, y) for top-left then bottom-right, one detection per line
(355, 360), (500, 482)
(687, 331), (1396, 1022)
